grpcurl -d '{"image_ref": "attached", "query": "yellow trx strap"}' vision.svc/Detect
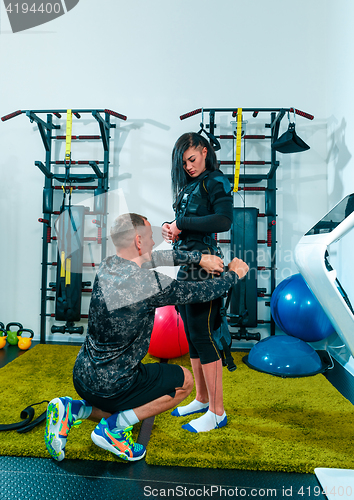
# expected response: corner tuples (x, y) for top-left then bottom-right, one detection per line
(233, 108), (242, 192)
(60, 251), (66, 278)
(65, 258), (71, 286)
(60, 252), (71, 286)
(65, 109), (72, 165)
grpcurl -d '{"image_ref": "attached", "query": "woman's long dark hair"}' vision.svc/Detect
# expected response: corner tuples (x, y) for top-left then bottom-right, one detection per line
(171, 132), (219, 200)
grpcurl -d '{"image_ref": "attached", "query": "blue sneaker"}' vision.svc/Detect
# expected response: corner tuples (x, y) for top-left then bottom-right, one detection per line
(91, 419), (146, 462)
(44, 397), (85, 461)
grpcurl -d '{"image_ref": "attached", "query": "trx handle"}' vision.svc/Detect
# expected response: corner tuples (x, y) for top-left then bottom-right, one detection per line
(220, 336), (237, 372)
(233, 108), (242, 192)
(198, 125), (221, 152)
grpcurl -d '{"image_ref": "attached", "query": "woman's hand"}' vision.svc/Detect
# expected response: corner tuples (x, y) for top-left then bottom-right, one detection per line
(199, 254), (224, 275)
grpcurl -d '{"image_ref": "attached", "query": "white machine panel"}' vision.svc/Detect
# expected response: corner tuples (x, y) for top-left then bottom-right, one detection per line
(295, 194), (354, 356)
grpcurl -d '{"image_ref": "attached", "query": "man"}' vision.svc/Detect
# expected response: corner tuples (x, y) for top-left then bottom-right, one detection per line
(45, 213), (248, 463)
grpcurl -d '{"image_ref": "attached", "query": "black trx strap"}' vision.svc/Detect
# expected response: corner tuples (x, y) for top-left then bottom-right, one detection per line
(0, 400), (49, 433)
(220, 335), (237, 372)
(215, 276), (248, 372)
(214, 296), (237, 372)
(227, 278), (248, 326)
(216, 313), (237, 372)
(56, 108), (76, 320)
(55, 200), (84, 324)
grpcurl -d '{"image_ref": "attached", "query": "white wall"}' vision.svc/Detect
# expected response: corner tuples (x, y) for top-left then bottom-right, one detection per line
(324, 0), (354, 311)
(0, 0), (330, 340)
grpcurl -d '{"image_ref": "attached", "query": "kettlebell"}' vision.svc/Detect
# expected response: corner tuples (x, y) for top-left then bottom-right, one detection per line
(6, 322), (23, 346)
(0, 325), (6, 349)
(17, 329), (34, 350)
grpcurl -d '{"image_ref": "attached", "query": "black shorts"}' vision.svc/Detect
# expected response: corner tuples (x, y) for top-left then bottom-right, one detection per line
(73, 362), (185, 414)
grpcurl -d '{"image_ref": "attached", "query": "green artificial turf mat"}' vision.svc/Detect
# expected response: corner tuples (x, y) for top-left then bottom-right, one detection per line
(2, 345), (354, 473)
(145, 352), (354, 473)
(0, 344), (143, 462)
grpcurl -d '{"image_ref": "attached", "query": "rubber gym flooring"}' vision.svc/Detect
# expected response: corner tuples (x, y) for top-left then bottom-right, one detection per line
(1, 341), (350, 500)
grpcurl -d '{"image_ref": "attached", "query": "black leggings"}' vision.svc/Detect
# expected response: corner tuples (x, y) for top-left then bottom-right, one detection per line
(178, 298), (221, 364)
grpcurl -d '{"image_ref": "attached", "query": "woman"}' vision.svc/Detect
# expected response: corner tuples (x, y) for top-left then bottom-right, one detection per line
(162, 132), (233, 433)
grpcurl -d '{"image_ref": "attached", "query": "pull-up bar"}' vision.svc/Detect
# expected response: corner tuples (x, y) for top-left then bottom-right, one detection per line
(180, 107), (314, 121)
(231, 108), (314, 120)
(55, 135), (101, 140)
(52, 160), (102, 165)
(219, 135), (271, 140)
(1, 108), (127, 122)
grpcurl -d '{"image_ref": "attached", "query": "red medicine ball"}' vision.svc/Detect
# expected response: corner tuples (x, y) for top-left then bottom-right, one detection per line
(148, 306), (189, 359)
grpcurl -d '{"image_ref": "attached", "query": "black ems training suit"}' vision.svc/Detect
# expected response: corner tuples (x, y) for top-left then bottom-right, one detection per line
(173, 170), (233, 364)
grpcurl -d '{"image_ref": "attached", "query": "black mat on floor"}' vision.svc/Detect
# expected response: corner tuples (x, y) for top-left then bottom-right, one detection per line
(0, 455), (326, 500)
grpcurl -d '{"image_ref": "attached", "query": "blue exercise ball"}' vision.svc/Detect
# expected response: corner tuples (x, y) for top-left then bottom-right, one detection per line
(246, 335), (324, 377)
(270, 273), (335, 342)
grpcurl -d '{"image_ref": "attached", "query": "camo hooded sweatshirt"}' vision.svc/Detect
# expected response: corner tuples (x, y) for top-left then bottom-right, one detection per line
(73, 249), (237, 398)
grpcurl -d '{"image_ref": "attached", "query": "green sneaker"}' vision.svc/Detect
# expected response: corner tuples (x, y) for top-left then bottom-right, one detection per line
(91, 419), (146, 462)
(44, 397), (84, 461)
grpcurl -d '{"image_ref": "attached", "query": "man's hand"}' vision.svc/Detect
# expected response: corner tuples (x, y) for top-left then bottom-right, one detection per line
(162, 223), (172, 243)
(169, 221), (181, 243)
(228, 257), (249, 279)
(199, 254), (224, 275)
(162, 221), (181, 243)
